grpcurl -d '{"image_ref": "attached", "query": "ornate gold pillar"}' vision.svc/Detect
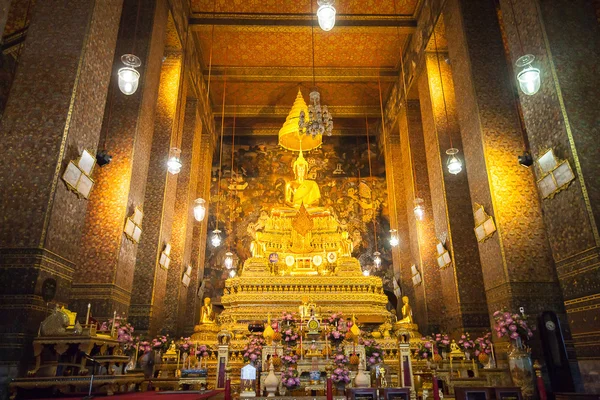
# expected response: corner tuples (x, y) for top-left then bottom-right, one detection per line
(128, 48), (184, 335)
(71, 0), (169, 320)
(417, 50), (489, 336)
(0, 0), (122, 383)
(498, 0), (599, 389)
(443, 0), (564, 328)
(398, 101), (444, 332)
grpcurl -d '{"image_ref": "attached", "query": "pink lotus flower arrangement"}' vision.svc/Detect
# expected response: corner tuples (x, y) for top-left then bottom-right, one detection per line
(330, 352), (351, 384)
(474, 332), (493, 357)
(327, 312), (349, 347)
(138, 340), (153, 354)
(432, 333), (451, 353)
(281, 350), (298, 367)
(243, 336), (265, 363)
(458, 333), (475, 352)
(152, 335), (171, 352)
(493, 309), (534, 342)
(195, 344), (209, 358)
(417, 337), (434, 359)
(178, 337), (193, 354)
(281, 366), (301, 389)
(360, 338), (384, 367)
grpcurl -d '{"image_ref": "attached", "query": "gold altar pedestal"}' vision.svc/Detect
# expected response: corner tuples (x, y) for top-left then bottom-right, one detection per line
(191, 323), (220, 343)
(221, 204), (390, 325)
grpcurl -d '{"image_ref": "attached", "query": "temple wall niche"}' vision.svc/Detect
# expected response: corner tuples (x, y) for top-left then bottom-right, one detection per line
(202, 135), (393, 305)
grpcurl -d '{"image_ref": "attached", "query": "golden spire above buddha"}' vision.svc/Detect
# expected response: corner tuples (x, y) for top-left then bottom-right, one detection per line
(285, 150), (321, 208)
(278, 90), (322, 152)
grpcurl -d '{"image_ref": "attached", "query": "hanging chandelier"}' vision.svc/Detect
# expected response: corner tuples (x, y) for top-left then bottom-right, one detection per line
(445, 148), (463, 175)
(224, 251), (234, 269)
(193, 198), (207, 222)
(298, 90), (333, 138)
(373, 251), (382, 268)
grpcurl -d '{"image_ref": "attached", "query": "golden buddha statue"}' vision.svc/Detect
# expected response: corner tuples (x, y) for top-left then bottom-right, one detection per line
(285, 150), (320, 208)
(398, 296), (413, 324)
(340, 231), (353, 257)
(250, 231), (266, 258)
(199, 297), (216, 324)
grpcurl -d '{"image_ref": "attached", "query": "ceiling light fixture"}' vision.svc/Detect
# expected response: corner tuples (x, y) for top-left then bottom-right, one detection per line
(299, 0), (333, 138)
(507, 0), (541, 96)
(317, 0), (336, 31)
(428, 4), (463, 175)
(193, 198), (207, 222)
(224, 251), (234, 269)
(118, 54), (141, 95)
(413, 198), (425, 221)
(373, 251), (382, 268)
(211, 229), (222, 247)
(389, 229), (399, 247)
(167, 147), (182, 174)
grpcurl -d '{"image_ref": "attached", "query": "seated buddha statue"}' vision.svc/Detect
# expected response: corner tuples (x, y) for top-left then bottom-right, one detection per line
(199, 297), (216, 324)
(398, 296), (413, 324)
(285, 150), (320, 208)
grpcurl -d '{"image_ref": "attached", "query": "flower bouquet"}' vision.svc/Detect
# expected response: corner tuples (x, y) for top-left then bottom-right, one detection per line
(243, 336), (265, 363)
(326, 312), (347, 347)
(178, 337), (193, 355)
(433, 333), (451, 356)
(416, 337), (433, 360)
(151, 335), (171, 352)
(493, 309), (534, 342)
(474, 332), (493, 365)
(331, 353), (351, 387)
(360, 338), (383, 367)
(458, 333), (475, 359)
(281, 366), (301, 390)
(281, 350), (298, 367)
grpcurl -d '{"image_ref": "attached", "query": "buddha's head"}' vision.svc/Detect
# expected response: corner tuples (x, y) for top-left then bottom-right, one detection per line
(204, 297), (211, 306)
(293, 150), (309, 182)
(402, 296), (409, 305)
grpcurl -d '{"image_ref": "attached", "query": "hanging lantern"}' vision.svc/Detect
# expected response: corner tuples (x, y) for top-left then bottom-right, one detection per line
(193, 198), (207, 222)
(317, 0), (336, 31)
(211, 229), (222, 247)
(515, 54), (541, 96)
(446, 148), (463, 175)
(362, 269), (370, 276)
(389, 229), (399, 247)
(167, 147), (182, 175)
(413, 198), (425, 221)
(229, 269), (237, 278)
(373, 251), (382, 268)
(118, 54), (142, 95)
(224, 251), (234, 269)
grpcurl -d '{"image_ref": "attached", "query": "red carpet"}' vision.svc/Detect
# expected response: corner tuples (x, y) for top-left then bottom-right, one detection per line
(36, 390), (222, 400)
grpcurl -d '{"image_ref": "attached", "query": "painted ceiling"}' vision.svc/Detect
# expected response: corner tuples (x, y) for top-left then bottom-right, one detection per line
(191, 0), (422, 136)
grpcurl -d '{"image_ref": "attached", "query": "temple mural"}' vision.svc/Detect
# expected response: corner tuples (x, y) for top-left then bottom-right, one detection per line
(202, 135), (394, 305)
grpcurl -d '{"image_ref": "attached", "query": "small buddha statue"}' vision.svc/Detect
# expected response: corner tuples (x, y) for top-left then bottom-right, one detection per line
(450, 339), (461, 354)
(166, 341), (177, 355)
(397, 296), (413, 324)
(250, 231), (266, 258)
(199, 297), (216, 324)
(340, 231), (353, 257)
(285, 150), (321, 208)
(299, 296), (310, 320)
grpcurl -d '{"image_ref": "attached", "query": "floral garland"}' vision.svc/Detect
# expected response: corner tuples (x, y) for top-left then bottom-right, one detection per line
(360, 338), (383, 367)
(281, 366), (301, 389)
(243, 336), (265, 363)
(493, 309), (534, 342)
(330, 352), (351, 384)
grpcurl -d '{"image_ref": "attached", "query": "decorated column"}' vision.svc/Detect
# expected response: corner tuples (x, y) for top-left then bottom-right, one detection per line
(71, 0), (169, 319)
(417, 47), (489, 336)
(0, 0), (123, 384)
(443, 0), (565, 334)
(498, 0), (600, 390)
